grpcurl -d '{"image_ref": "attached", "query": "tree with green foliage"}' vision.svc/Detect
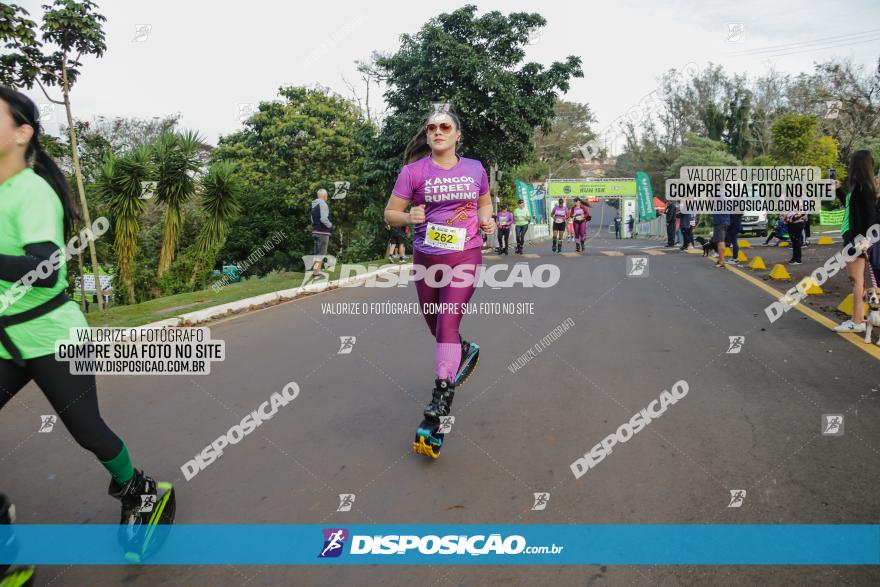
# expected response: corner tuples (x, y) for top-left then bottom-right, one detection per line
(189, 161), (244, 287)
(668, 134), (741, 180)
(770, 114), (819, 165)
(95, 145), (152, 303)
(769, 113), (839, 172)
(154, 130), (203, 278)
(532, 100), (597, 168)
(213, 86), (375, 271)
(369, 5), (583, 189)
(613, 121), (680, 197)
(725, 88), (752, 160)
(0, 0), (109, 308)
(56, 114), (181, 183)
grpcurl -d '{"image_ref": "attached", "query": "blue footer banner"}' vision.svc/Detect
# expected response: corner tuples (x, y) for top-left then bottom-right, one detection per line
(3, 525), (879, 565)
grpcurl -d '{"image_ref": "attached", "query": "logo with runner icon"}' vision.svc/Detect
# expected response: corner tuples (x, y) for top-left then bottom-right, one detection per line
(531, 492), (550, 511)
(337, 494), (356, 512)
(38, 415), (57, 433)
(437, 416), (455, 435)
(626, 257), (649, 278)
(338, 337), (356, 355)
(727, 489), (746, 508)
(140, 181), (157, 200)
(332, 181), (350, 200)
(727, 336), (745, 354)
(821, 414), (844, 436)
(318, 528), (349, 558)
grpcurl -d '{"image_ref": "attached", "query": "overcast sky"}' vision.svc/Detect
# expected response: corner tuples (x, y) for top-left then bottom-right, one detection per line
(17, 0), (880, 150)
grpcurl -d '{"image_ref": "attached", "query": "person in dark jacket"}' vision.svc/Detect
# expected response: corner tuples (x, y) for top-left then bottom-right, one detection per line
(665, 201), (678, 247)
(678, 211), (694, 250)
(834, 150), (879, 333)
(784, 211), (807, 265)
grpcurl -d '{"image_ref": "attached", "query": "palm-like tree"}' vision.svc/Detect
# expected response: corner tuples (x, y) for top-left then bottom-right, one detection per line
(95, 145), (152, 303)
(190, 161), (244, 287)
(154, 130), (203, 278)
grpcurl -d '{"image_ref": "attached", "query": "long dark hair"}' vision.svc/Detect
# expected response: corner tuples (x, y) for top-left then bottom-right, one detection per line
(403, 104), (463, 164)
(0, 86), (80, 236)
(848, 149), (878, 198)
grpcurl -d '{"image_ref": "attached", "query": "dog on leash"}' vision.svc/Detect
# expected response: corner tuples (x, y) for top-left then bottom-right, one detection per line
(694, 236), (716, 257)
(864, 287), (880, 345)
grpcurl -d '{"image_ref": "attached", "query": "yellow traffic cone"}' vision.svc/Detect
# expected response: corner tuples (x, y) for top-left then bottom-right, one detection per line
(778, 241), (789, 247)
(748, 256), (766, 270)
(817, 236), (834, 245)
(738, 239), (750, 249)
(769, 264), (791, 279)
(837, 293), (868, 317)
(797, 277), (823, 295)
(737, 251), (748, 262)
(724, 248), (732, 257)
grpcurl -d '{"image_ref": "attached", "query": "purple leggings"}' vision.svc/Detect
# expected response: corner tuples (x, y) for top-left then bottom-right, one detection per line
(573, 220), (586, 242)
(413, 246), (481, 380)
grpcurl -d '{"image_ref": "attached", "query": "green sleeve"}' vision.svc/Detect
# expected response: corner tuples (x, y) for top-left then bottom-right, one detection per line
(17, 177), (65, 249)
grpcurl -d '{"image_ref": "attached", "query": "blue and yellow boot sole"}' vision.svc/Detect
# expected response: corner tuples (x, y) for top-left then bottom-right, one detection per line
(413, 420), (444, 459)
(413, 343), (478, 458)
(122, 482), (176, 563)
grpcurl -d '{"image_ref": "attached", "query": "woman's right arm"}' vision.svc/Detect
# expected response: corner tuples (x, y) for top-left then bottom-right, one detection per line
(384, 195), (411, 227)
(386, 195), (426, 227)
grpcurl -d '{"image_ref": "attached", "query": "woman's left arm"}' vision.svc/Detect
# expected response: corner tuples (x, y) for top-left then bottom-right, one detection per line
(0, 242), (61, 287)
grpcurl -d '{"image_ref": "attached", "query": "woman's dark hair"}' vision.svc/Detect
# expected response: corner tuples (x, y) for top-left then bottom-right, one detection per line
(848, 149), (878, 198)
(0, 86), (79, 236)
(403, 103), (463, 164)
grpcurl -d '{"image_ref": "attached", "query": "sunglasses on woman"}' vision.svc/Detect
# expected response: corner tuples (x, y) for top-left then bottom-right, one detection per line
(426, 122), (454, 134)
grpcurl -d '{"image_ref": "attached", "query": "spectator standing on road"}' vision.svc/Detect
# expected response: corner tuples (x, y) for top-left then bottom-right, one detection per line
(784, 210), (807, 266)
(626, 214), (634, 238)
(726, 213), (743, 265)
(834, 150), (879, 333)
(678, 211), (694, 250)
(665, 201), (677, 247)
(713, 212), (730, 268)
(495, 203), (513, 255)
(614, 213), (622, 239)
(513, 199), (530, 254)
(310, 188), (333, 278)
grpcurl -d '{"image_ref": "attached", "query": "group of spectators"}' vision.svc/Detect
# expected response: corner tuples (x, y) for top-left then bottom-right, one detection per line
(657, 150), (880, 335)
(664, 202), (697, 251)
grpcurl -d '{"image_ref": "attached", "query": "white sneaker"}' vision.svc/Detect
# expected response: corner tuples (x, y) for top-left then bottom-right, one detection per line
(834, 320), (866, 333)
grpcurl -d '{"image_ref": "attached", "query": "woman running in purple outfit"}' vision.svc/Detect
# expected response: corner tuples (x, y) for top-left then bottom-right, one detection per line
(551, 198), (568, 253)
(384, 105), (494, 458)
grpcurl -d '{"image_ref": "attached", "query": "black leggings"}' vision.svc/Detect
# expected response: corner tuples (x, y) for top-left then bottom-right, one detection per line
(497, 227), (510, 250)
(0, 354), (122, 462)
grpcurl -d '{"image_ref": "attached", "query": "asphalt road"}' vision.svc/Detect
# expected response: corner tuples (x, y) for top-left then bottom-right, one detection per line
(2, 222), (879, 586)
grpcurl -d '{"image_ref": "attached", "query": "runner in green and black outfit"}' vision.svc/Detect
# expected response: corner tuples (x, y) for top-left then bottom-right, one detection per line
(0, 87), (174, 568)
(513, 199), (531, 254)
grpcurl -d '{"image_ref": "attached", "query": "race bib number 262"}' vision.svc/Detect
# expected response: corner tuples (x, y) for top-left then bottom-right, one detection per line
(426, 223), (466, 251)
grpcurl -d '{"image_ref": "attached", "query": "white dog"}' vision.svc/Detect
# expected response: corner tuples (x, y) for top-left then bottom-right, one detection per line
(864, 287), (880, 345)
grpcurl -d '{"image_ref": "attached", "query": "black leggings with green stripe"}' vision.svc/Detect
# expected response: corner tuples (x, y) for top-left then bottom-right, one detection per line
(0, 354), (123, 461)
